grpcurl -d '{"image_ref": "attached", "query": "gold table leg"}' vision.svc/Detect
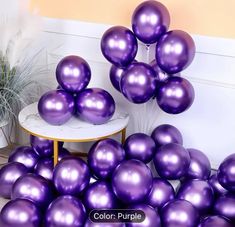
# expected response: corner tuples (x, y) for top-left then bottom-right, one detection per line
(53, 140), (59, 167)
(121, 128), (126, 144)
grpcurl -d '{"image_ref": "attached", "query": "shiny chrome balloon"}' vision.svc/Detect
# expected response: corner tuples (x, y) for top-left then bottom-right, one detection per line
(11, 173), (53, 208)
(76, 88), (115, 125)
(8, 146), (39, 171)
(45, 195), (86, 227)
(38, 90), (75, 125)
(53, 157), (90, 196)
(156, 30), (196, 74)
(101, 26), (138, 67)
(177, 179), (214, 214)
(156, 76), (195, 114)
(146, 177), (175, 209)
(112, 159), (153, 204)
(88, 138), (125, 179)
(34, 158), (53, 181)
(160, 199), (199, 227)
(0, 162), (28, 199)
(199, 215), (233, 227)
(83, 181), (118, 210)
(132, 0), (170, 44)
(208, 173), (228, 196)
(56, 55), (91, 93)
(124, 133), (156, 163)
(151, 124), (183, 148)
(84, 219), (125, 227)
(0, 198), (41, 227)
(153, 143), (190, 179)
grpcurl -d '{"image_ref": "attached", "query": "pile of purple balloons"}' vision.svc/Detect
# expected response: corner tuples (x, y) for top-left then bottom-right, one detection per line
(102, 0), (195, 114)
(38, 55), (116, 125)
(1, 124), (235, 226)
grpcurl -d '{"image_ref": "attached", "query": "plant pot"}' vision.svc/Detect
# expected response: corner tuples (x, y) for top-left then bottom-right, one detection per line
(0, 120), (9, 148)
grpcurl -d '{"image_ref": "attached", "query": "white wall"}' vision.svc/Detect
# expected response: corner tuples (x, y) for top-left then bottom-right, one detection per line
(30, 17), (235, 168)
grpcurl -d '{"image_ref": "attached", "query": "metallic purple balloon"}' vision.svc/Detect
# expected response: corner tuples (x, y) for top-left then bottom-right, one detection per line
(150, 59), (169, 83)
(45, 195), (86, 227)
(112, 159), (153, 203)
(38, 90), (75, 125)
(213, 194), (235, 221)
(124, 133), (156, 163)
(146, 177), (175, 209)
(0, 198), (41, 227)
(8, 146), (39, 171)
(56, 55), (91, 93)
(156, 76), (195, 114)
(101, 26), (138, 67)
(126, 204), (161, 227)
(83, 181), (118, 210)
(53, 157), (90, 195)
(84, 219), (125, 227)
(34, 158), (53, 181)
(131, 0), (170, 44)
(208, 173), (228, 196)
(30, 135), (63, 157)
(12, 173), (53, 208)
(156, 30), (196, 74)
(120, 62), (157, 104)
(186, 148), (211, 180)
(199, 215), (233, 227)
(218, 153), (235, 192)
(109, 64), (125, 92)
(58, 147), (71, 161)
(151, 124), (183, 148)
(0, 162), (28, 199)
(177, 180), (214, 214)
(153, 143), (190, 179)
(76, 88), (115, 124)
(88, 138), (125, 179)
(160, 199), (199, 227)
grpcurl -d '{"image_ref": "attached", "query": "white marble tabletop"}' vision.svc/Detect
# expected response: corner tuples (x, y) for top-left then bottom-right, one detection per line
(18, 102), (129, 141)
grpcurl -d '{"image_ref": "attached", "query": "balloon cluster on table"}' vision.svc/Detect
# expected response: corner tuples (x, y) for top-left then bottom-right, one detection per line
(38, 55), (116, 125)
(102, 0), (195, 114)
(1, 124), (235, 226)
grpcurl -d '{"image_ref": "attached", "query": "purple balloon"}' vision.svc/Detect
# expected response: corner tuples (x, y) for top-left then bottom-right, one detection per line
(177, 180), (214, 214)
(120, 62), (157, 104)
(88, 138), (125, 179)
(124, 133), (156, 163)
(8, 146), (39, 171)
(156, 30), (196, 74)
(30, 135), (63, 157)
(151, 124), (183, 148)
(56, 55), (91, 93)
(45, 195), (86, 227)
(218, 153), (235, 192)
(150, 59), (169, 83)
(83, 181), (118, 210)
(146, 177), (175, 209)
(132, 0), (170, 44)
(38, 90), (75, 125)
(0, 198), (41, 227)
(126, 204), (161, 227)
(12, 173), (53, 208)
(199, 215), (233, 227)
(0, 162), (28, 199)
(109, 64), (125, 92)
(153, 143), (190, 179)
(76, 88), (115, 124)
(84, 219), (125, 227)
(186, 148), (211, 180)
(101, 26), (138, 67)
(34, 158), (53, 181)
(112, 159), (153, 204)
(160, 199), (199, 227)
(156, 76), (195, 114)
(53, 157), (90, 195)
(213, 194), (235, 221)
(208, 173), (228, 196)
(58, 147), (71, 161)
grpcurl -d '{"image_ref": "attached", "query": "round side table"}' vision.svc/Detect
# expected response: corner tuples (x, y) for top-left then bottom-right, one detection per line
(19, 103), (129, 166)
